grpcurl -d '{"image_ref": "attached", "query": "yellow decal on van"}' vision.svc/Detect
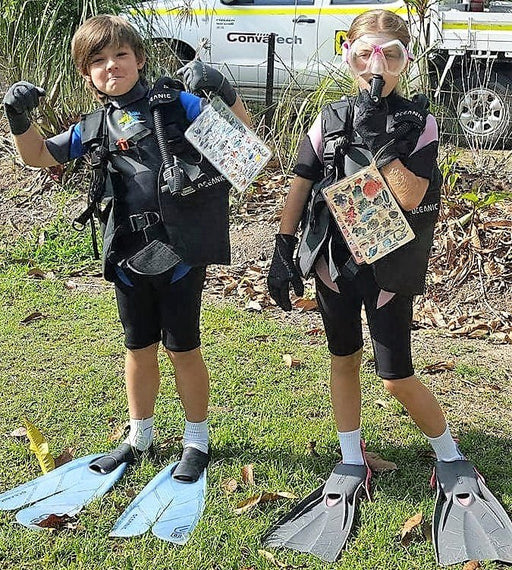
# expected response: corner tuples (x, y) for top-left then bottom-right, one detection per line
(335, 30), (347, 56)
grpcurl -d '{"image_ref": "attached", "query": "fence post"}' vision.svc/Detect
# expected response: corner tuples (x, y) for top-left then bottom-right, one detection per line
(265, 33), (276, 132)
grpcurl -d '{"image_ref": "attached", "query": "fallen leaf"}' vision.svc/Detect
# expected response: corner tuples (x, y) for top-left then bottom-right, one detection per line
(27, 267), (47, 279)
(463, 562), (482, 570)
(222, 478), (238, 493)
(126, 488), (137, 498)
(365, 451), (397, 473)
(401, 512), (423, 547)
(282, 354), (301, 368)
(375, 399), (389, 408)
(293, 298), (318, 312)
(235, 493), (263, 514)
(20, 311), (45, 325)
(241, 464), (255, 485)
(235, 491), (296, 514)
(245, 300), (262, 312)
(422, 360), (456, 374)
(54, 447), (74, 468)
(37, 513), (79, 530)
(24, 418), (55, 474)
(10, 426), (28, 438)
(306, 440), (319, 456)
(64, 280), (78, 290)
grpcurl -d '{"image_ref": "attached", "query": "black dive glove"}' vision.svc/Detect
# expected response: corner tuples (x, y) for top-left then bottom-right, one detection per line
(388, 93), (429, 159)
(353, 89), (398, 169)
(3, 81), (45, 135)
(267, 234), (304, 312)
(177, 61), (237, 106)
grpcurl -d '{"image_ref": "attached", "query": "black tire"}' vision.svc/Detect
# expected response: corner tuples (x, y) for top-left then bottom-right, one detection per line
(149, 39), (196, 78)
(448, 71), (512, 149)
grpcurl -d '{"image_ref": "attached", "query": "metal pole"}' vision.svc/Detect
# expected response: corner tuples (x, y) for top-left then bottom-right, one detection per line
(265, 33), (276, 131)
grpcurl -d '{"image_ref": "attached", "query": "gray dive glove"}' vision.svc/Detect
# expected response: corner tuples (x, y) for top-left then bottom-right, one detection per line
(177, 61), (237, 106)
(3, 81), (45, 135)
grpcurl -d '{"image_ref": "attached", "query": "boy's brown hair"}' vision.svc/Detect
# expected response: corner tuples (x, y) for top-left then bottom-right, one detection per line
(71, 14), (146, 77)
(347, 9), (411, 46)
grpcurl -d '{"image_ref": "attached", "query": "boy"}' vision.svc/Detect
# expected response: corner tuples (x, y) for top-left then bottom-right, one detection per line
(3, 14), (250, 482)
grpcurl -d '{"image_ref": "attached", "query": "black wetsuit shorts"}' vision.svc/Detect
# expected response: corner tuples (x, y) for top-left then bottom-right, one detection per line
(315, 265), (414, 380)
(114, 266), (206, 351)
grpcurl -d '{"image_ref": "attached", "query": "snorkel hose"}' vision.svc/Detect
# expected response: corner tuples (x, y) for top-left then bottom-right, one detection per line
(370, 74), (385, 103)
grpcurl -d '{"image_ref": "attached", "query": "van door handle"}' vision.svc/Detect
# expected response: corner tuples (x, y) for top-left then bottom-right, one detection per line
(293, 16), (316, 24)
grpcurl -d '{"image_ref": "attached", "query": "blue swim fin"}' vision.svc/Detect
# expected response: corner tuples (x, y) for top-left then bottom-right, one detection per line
(110, 462), (206, 544)
(0, 454), (127, 529)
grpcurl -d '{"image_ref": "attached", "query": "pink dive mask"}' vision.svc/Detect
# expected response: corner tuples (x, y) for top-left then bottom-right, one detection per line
(343, 35), (413, 77)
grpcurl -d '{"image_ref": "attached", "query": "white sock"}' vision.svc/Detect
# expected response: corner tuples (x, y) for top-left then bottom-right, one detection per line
(338, 428), (364, 465)
(124, 416), (154, 451)
(426, 425), (464, 462)
(183, 419), (209, 454)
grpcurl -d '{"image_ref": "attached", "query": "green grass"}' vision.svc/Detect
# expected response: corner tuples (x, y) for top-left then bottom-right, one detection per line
(0, 245), (511, 569)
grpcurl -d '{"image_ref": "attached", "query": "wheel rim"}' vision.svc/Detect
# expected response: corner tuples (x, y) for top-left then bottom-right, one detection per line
(457, 87), (508, 137)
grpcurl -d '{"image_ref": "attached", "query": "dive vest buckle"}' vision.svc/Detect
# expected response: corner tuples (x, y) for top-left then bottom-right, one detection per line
(129, 211), (161, 233)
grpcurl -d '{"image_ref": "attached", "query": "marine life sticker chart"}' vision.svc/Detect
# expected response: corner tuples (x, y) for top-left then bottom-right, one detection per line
(185, 96), (272, 192)
(322, 163), (415, 264)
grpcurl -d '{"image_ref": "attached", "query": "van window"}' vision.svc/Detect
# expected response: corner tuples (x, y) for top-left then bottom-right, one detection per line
(222, 0), (314, 5)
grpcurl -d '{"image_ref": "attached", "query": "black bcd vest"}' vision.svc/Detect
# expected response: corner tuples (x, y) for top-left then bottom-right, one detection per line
(297, 95), (441, 296)
(79, 90), (231, 281)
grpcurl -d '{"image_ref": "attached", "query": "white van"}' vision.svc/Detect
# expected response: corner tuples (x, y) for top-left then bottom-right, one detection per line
(130, 0), (409, 98)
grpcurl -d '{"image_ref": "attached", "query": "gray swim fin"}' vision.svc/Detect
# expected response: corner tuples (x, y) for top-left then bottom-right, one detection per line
(0, 454), (127, 529)
(264, 462), (371, 562)
(110, 461), (206, 543)
(433, 459), (512, 565)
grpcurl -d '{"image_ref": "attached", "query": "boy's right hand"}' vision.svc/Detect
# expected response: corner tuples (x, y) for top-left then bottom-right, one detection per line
(3, 81), (45, 135)
(267, 234), (304, 312)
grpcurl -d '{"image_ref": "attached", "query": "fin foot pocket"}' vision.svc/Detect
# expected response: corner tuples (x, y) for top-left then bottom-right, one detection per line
(89, 443), (152, 474)
(172, 447), (210, 482)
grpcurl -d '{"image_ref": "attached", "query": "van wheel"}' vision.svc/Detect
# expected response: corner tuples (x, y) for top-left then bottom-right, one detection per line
(450, 72), (512, 148)
(150, 39), (196, 76)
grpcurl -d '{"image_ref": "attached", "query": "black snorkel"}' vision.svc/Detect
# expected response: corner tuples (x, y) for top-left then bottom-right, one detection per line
(369, 74), (385, 103)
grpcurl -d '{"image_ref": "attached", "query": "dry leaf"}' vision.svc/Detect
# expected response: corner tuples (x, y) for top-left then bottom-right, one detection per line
(64, 280), (78, 290)
(20, 311), (45, 325)
(10, 426), (28, 438)
(400, 512), (423, 547)
(126, 488), (137, 498)
(222, 478), (238, 493)
(54, 447), (74, 468)
(422, 360), (456, 374)
(306, 440), (319, 456)
(375, 399), (389, 408)
(24, 418), (55, 474)
(235, 493), (263, 514)
(241, 464), (255, 485)
(55, 447), (75, 467)
(282, 354), (301, 368)
(37, 513), (79, 530)
(365, 451), (397, 472)
(463, 562), (481, 570)
(245, 300), (262, 312)
(27, 267), (47, 279)
(293, 298), (318, 312)
(235, 491), (296, 514)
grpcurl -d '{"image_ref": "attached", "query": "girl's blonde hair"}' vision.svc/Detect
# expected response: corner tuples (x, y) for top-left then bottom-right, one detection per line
(347, 9), (411, 46)
(72, 14), (145, 73)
